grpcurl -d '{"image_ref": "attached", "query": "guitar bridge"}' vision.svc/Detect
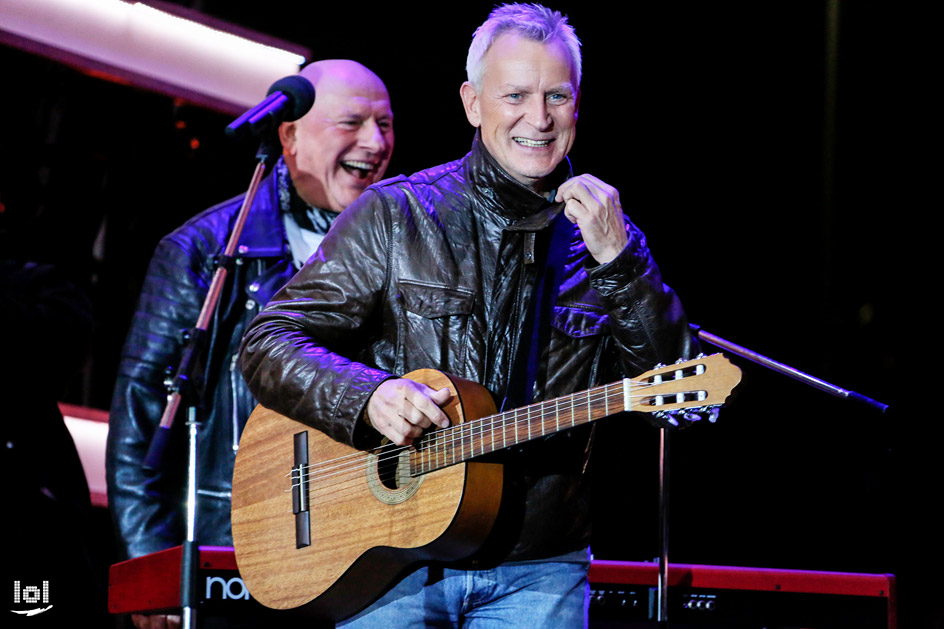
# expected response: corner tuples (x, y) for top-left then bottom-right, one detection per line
(292, 431), (311, 549)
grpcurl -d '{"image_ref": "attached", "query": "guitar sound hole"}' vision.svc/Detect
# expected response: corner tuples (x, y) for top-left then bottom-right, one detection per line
(376, 444), (403, 490)
(366, 442), (423, 504)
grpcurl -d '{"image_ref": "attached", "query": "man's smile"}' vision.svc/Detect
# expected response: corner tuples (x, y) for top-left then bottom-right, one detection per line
(513, 137), (553, 147)
(340, 159), (378, 179)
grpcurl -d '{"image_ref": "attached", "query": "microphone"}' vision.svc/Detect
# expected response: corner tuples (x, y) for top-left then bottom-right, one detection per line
(225, 75), (315, 140)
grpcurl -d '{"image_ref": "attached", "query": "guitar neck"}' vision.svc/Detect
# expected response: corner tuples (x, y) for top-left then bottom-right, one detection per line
(411, 380), (626, 476)
(408, 354), (741, 476)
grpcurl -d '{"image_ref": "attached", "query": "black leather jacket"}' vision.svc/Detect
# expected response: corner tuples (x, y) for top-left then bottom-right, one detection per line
(239, 137), (695, 561)
(106, 172), (297, 560)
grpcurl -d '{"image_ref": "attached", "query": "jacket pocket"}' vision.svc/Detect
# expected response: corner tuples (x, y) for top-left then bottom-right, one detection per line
(397, 281), (474, 373)
(399, 281), (475, 318)
(546, 305), (611, 392)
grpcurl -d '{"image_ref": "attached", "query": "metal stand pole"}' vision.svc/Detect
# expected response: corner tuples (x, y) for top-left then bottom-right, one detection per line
(656, 427), (669, 626)
(180, 410), (200, 629)
(690, 324), (888, 414)
(652, 324), (889, 625)
(142, 136), (277, 626)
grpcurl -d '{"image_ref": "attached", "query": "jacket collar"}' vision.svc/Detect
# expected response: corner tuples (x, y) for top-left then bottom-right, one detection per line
(466, 132), (571, 232)
(236, 169), (289, 259)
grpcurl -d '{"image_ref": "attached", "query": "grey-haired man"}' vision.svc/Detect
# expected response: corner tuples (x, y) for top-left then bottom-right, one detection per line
(240, 5), (695, 626)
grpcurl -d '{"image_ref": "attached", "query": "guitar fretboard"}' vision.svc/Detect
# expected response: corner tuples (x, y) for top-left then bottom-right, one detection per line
(410, 380), (627, 476)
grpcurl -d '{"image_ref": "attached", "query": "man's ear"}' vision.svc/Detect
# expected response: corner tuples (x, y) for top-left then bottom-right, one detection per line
(460, 82), (481, 128)
(278, 121), (297, 155)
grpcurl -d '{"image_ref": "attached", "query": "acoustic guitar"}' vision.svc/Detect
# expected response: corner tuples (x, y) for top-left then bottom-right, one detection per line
(231, 354), (741, 621)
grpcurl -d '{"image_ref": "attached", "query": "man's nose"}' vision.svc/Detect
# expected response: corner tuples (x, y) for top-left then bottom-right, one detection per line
(525, 98), (552, 131)
(359, 119), (389, 152)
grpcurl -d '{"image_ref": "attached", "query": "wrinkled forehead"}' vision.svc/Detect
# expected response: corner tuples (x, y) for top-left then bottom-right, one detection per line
(481, 34), (578, 88)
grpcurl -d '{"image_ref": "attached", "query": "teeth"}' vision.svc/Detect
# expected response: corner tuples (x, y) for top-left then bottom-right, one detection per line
(514, 137), (551, 147)
(341, 160), (375, 179)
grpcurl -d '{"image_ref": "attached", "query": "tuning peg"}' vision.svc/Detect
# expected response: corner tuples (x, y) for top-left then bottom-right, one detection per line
(651, 411), (679, 427)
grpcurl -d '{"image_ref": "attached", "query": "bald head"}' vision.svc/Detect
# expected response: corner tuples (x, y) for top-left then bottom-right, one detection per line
(279, 60), (394, 212)
(297, 59), (386, 95)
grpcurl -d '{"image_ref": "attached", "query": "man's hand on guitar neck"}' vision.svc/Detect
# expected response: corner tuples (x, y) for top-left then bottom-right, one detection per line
(366, 379), (452, 445)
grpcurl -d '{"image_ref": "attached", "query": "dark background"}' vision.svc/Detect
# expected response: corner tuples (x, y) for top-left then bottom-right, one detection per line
(1, 1), (935, 626)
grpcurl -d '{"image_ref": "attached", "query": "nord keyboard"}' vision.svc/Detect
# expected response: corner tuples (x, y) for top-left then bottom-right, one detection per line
(588, 560), (896, 628)
(109, 547), (896, 628)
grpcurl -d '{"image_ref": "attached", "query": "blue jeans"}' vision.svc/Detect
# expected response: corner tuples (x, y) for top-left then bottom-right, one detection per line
(337, 548), (590, 628)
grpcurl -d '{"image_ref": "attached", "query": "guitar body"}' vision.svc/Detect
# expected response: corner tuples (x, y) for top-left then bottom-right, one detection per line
(232, 353), (742, 621)
(231, 369), (503, 621)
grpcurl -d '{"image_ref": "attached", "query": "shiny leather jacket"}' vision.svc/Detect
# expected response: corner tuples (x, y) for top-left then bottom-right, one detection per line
(239, 137), (695, 561)
(106, 172), (297, 559)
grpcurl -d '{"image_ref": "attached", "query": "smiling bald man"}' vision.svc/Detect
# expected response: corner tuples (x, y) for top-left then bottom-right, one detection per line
(106, 59), (395, 629)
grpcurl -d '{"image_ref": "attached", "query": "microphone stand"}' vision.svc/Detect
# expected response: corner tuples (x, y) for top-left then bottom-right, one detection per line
(656, 426), (670, 627)
(689, 323), (889, 413)
(143, 136), (280, 629)
(653, 323), (889, 625)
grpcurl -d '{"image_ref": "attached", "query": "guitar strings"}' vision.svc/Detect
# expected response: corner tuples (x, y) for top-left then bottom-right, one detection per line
(286, 379), (692, 489)
(288, 382), (619, 484)
(280, 382), (626, 502)
(283, 378), (698, 495)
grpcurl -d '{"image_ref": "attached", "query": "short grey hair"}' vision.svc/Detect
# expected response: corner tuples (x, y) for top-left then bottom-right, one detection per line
(466, 3), (582, 90)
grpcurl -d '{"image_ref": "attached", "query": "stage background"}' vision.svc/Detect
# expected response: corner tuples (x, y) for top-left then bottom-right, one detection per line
(1, 1), (935, 626)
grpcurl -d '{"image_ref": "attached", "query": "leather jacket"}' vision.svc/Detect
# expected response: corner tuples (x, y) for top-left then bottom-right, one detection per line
(239, 136), (695, 561)
(106, 172), (297, 559)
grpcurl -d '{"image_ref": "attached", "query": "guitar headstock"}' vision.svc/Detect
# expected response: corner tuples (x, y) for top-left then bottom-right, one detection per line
(629, 354), (741, 413)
